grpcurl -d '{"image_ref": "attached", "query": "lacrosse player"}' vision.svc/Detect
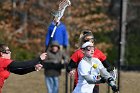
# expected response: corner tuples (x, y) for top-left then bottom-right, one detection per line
(0, 43), (47, 93)
(72, 42), (118, 93)
(67, 30), (114, 93)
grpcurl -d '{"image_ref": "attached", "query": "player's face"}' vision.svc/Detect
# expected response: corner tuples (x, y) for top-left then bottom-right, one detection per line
(84, 44), (94, 57)
(1, 47), (11, 59)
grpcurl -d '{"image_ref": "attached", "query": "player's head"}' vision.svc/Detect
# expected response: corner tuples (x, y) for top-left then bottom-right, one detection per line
(79, 32), (95, 47)
(81, 42), (94, 57)
(0, 43), (11, 59)
(79, 29), (93, 39)
(82, 33), (94, 43)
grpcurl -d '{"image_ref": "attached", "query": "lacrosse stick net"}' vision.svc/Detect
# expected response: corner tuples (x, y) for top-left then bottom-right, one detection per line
(110, 67), (118, 81)
(110, 67), (119, 93)
(52, 0), (71, 22)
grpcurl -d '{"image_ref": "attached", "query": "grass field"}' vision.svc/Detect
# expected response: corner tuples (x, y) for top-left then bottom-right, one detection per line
(2, 70), (140, 93)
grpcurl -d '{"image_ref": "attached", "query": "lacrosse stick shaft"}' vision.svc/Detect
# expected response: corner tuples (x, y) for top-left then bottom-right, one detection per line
(45, 36), (52, 52)
(45, 22), (58, 52)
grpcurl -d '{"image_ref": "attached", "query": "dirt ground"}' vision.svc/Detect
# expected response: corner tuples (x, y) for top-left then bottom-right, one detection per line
(2, 70), (140, 93)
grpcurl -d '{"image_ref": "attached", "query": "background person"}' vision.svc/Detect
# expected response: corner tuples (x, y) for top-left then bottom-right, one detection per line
(0, 43), (47, 93)
(43, 41), (68, 93)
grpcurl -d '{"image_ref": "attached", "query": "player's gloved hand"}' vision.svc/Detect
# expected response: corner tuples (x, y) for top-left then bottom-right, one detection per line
(107, 77), (114, 85)
(107, 77), (118, 92)
(111, 85), (118, 92)
(100, 77), (106, 83)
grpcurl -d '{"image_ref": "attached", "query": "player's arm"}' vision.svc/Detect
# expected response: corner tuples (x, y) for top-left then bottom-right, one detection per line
(8, 57), (41, 75)
(100, 68), (118, 92)
(66, 59), (77, 73)
(102, 60), (113, 72)
(96, 48), (113, 72)
(83, 75), (102, 84)
(66, 49), (81, 72)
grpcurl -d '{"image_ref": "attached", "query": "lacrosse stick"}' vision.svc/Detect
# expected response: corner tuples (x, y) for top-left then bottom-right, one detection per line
(110, 67), (117, 81)
(45, 0), (71, 52)
(109, 67), (119, 93)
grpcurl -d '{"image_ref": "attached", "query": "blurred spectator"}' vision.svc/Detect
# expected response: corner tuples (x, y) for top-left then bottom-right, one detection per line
(43, 41), (68, 93)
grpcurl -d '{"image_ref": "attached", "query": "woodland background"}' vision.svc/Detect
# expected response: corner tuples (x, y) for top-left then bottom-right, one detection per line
(0, 0), (140, 67)
(0, 0), (140, 93)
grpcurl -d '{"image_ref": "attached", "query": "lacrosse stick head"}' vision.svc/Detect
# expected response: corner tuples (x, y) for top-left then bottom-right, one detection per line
(51, 0), (71, 22)
(110, 67), (118, 81)
(59, 0), (71, 10)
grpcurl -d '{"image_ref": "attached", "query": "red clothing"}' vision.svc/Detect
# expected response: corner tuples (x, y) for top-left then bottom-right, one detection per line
(0, 58), (13, 92)
(70, 48), (106, 86)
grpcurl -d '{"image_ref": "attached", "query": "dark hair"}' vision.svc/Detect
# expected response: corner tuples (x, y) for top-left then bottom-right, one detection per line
(0, 43), (8, 53)
(78, 33), (95, 47)
(81, 33), (94, 42)
(81, 29), (92, 35)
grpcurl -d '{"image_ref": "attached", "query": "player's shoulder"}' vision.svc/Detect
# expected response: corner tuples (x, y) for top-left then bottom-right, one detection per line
(0, 58), (13, 66)
(92, 57), (100, 61)
(79, 58), (87, 65)
(94, 48), (102, 52)
(71, 48), (81, 56)
(91, 58), (101, 63)
(94, 48), (105, 56)
(74, 48), (82, 53)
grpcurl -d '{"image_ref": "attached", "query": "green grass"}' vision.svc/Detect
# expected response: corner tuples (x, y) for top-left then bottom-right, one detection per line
(2, 70), (140, 93)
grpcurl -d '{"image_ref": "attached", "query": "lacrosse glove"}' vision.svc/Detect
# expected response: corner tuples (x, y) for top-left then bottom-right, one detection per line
(100, 77), (106, 83)
(107, 77), (118, 92)
(111, 85), (118, 92)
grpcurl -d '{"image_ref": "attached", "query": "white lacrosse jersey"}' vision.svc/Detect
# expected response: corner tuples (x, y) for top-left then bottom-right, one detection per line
(72, 57), (104, 93)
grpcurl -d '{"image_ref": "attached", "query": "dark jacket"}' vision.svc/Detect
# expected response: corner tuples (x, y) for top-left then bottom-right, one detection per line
(43, 49), (68, 76)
